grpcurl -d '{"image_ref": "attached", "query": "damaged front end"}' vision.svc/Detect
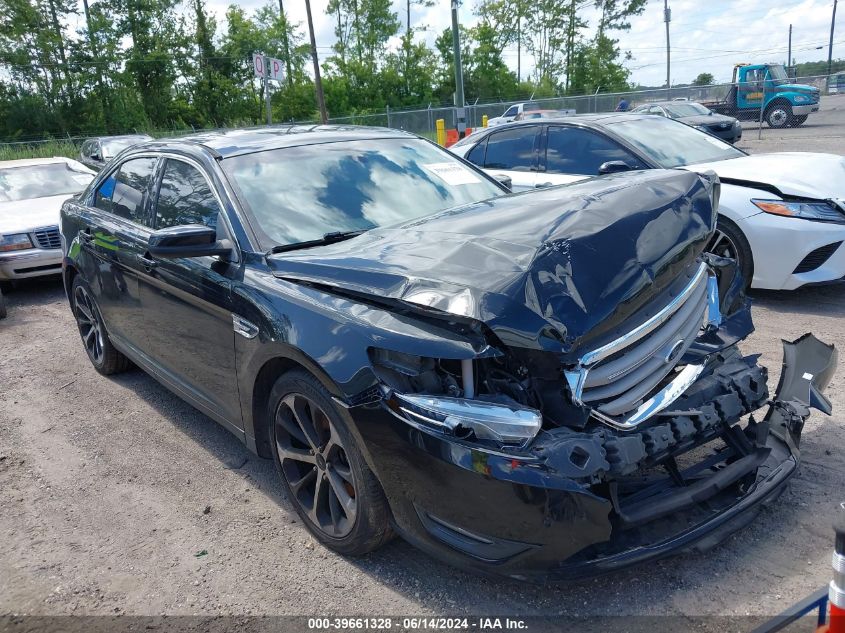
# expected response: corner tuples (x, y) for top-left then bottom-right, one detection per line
(371, 259), (837, 579)
(271, 169), (837, 579)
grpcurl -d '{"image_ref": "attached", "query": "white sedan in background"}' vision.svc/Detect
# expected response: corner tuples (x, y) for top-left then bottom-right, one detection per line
(0, 157), (95, 284)
(449, 114), (845, 290)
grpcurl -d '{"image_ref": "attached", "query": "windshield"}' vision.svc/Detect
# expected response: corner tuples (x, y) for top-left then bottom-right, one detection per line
(222, 138), (505, 248)
(102, 137), (151, 158)
(664, 103), (711, 118)
(0, 163), (93, 202)
(768, 64), (789, 83)
(608, 117), (745, 168)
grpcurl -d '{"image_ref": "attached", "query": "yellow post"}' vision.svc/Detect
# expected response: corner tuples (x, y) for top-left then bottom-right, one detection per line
(436, 118), (446, 146)
(482, 114), (488, 128)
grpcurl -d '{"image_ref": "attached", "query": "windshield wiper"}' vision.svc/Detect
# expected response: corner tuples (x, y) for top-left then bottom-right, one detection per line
(267, 230), (368, 255)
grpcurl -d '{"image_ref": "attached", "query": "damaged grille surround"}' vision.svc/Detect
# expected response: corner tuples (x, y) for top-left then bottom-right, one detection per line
(564, 262), (722, 430)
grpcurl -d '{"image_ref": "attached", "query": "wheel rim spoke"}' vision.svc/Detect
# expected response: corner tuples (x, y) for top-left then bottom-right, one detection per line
(276, 392), (357, 538)
(326, 468), (355, 514)
(75, 286), (103, 363)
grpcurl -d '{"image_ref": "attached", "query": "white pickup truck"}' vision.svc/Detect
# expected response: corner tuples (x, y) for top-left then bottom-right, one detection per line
(486, 102), (541, 127)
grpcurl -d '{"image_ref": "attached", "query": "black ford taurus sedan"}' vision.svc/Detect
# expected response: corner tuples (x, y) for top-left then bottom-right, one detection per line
(59, 126), (836, 581)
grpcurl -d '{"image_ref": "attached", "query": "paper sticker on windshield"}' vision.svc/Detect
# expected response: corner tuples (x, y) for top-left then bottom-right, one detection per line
(423, 162), (481, 186)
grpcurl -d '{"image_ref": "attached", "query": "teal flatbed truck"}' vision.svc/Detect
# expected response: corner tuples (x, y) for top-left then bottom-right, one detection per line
(701, 63), (820, 128)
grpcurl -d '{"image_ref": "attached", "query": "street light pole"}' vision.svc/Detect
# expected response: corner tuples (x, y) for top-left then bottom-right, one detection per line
(664, 0), (671, 99)
(450, 0), (466, 138)
(828, 0), (838, 92)
(304, 0), (328, 123)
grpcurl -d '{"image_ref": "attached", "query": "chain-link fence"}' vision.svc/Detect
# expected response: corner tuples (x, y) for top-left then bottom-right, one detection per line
(330, 74), (835, 139)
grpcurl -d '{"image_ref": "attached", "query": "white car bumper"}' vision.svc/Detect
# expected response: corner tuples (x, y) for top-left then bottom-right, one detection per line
(740, 212), (845, 290)
(0, 248), (63, 280)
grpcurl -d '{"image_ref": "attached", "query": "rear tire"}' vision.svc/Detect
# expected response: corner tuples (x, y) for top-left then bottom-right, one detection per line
(268, 369), (393, 555)
(707, 218), (754, 289)
(0, 288), (6, 319)
(71, 276), (131, 375)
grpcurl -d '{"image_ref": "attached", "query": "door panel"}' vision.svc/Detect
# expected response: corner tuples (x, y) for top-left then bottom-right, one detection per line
(139, 158), (242, 428)
(83, 157), (157, 353)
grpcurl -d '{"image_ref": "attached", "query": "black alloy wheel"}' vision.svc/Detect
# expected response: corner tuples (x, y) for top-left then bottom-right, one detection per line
(275, 392), (358, 537)
(269, 370), (392, 555)
(71, 276), (131, 375)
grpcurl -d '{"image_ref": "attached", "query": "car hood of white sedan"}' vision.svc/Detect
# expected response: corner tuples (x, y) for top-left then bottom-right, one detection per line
(684, 153), (845, 200)
(0, 194), (74, 234)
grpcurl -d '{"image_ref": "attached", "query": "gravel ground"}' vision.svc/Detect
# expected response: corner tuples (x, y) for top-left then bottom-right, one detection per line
(1, 104), (845, 622)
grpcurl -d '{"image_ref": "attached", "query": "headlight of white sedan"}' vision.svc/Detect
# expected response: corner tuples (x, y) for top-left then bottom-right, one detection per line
(0, 233), (34, 252)
(752, 199), (845, 223)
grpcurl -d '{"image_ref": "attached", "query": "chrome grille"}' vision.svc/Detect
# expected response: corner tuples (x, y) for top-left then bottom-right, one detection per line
(565, 263), (714, 430)
(33, 226), (61, 250)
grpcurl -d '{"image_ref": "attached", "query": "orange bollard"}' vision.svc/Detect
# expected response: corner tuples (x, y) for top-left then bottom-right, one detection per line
(445, 129), (459, 147)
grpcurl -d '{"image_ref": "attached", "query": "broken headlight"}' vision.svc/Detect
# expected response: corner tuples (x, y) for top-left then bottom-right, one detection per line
(371, 347), (542, 446)
(391, 392), (542, 447)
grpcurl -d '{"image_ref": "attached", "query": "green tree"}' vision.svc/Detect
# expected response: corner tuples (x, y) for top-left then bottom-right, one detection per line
(692, 72), (714, 86)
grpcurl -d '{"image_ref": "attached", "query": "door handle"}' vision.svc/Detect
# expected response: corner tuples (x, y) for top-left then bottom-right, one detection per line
(138, 252), (158, 273)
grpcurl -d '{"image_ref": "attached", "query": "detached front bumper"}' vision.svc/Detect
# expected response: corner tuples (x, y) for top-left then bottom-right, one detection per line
(353, 335), (837, 582)
(0, 248), (62, 280)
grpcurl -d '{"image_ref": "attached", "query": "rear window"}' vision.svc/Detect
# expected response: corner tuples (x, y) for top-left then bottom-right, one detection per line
(0, 163), (93, 202)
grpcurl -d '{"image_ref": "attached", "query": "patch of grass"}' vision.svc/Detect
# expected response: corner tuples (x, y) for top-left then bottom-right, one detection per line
(0, 140), (80, 162)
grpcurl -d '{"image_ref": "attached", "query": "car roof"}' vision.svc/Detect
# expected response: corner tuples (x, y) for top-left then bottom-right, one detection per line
(0, 156), (93, 170)
(95, 134), (154, 141)
(475, 112), (653, 132)
(636, 101), (702, 107)
(132, 125), (419, 159)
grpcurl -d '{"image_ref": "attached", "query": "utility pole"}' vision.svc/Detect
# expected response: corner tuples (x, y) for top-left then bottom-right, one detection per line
(451, 0), (466, 138)
(787, 24), (792, 74)
(278, 0), (292, 86)
(517, 14), (521, 83)
(664, 0), (671, 99)
(264, 55), (272, 125)
(828, 0), (838, 92)
(304, 0), (328, 123)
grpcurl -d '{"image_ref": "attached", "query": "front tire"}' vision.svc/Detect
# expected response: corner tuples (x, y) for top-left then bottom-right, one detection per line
(707, 218), (754, 289)
(765, 102), (792, 128)
(268, 370), (392, 555)
(0, 288), (6, 319)
(71, 276), (131, 375)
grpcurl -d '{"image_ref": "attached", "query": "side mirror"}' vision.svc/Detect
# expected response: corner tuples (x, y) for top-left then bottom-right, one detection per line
(490, 173), (512, 191)
(598, 161), (633, 175)
(147, 224), (233, 259)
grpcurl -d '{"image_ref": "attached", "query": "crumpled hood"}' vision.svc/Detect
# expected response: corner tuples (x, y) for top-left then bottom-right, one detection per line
(0, 194), (71, 234)
(685, 153), (845, 200)
(268, 169), (715, 353)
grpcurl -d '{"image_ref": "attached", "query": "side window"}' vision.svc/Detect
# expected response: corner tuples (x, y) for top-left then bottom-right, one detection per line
(483, 127), (539, 172)
(465, 138), (487, 166)
(94, 172), (116, 213)
(503, 106), (518, 118)
(109, 157), (157, 224)
(154, 159), (221, 230)
(545, 126), (642, 176)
